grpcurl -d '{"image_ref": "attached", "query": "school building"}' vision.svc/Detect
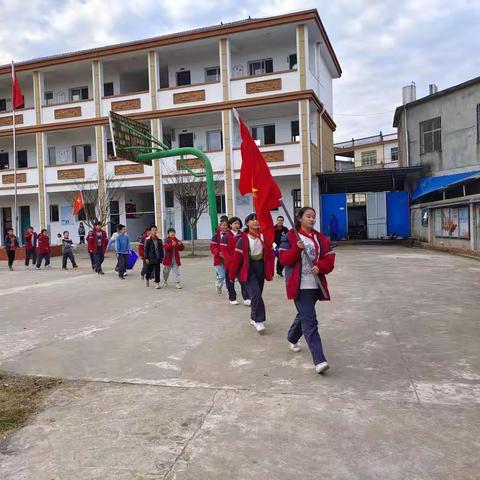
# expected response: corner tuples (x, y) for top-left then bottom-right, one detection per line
(0, 9), (341, 244)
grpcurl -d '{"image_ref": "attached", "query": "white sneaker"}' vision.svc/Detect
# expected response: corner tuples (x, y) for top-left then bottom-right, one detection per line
(229, 300), (239, 305)
(289, 342), (302, 352)
(145, 278), (150, 287)
(175, 283), (182, 289)
(243, 299), (251, 307)
(249, 320), (266, 333)
(315, 362), (330, 374)
(163, 280), (168, 287)
(155, 283), (161, 289)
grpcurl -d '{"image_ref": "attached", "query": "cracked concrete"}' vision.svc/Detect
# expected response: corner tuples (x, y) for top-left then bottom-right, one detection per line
(0, 245), (479, 479)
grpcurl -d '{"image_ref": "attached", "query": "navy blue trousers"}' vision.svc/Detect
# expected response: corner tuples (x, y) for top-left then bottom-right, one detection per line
(246, 260), (265, 323)
(288, 289), (327, 365)
(94, 252), (104, 273)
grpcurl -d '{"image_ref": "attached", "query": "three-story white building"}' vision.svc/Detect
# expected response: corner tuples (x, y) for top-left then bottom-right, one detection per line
(0, 9), (341, 242)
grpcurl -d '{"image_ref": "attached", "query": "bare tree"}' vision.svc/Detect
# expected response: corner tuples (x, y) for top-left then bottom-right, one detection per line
(164, 166), (221, 256)
(66, 174), (123, 232)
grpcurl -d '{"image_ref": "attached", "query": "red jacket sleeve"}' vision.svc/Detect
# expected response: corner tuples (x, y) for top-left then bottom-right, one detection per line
(278, 232), (302, 267)
(164, 240), (173, 252)
(315, 237), (335, 274)
(210, 234), (219, 256)
(229, 236), (244, 281)
(176, 239), (185, 251)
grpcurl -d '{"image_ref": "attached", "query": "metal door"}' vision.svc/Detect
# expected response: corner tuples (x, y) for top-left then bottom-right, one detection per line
(366, 192), (387, 239)
(386, 191), (410, 238)
(320, 193), (347, 240)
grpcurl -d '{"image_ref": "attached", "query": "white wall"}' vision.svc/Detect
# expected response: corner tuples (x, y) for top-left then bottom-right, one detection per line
(0, 136), (37, 169)
(122, 190), (155, 241)
(314, 47), (333, 115)
(43, 70), (93, 104)
(46, 129), (96, 165)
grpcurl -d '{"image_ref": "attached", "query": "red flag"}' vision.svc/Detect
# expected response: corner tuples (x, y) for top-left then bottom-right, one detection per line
(11, 63), (24, 110)
(237, 113), (282, 244)
(72, 191), (84, 216)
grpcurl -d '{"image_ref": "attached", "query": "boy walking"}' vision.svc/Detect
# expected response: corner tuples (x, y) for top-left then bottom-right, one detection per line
(144, 225), (164, 289)
(163, 228), (185, 289)
(114, 224), (130, 280)
(4, 228), (19, 271)
(24, 226), (38, 268)
(87, 221), (108, 275)
(62, 231), (78, 269)
(36, 229), (51, 268)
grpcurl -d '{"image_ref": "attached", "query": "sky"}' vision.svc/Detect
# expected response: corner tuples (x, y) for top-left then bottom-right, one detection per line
(0, 0), (479, 142)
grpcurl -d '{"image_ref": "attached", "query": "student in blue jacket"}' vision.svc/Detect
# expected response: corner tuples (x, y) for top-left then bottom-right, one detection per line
(114, 224), (130, 280)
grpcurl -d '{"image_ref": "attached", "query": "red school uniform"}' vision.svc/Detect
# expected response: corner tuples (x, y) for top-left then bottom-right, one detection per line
(37, 233), (50, 255)
(87, 228), (108, 254)
(24, 231), (38, 251)
(163, 236), (185, 266)
(210, 229), (224, 266)
(220, 229), (242, 271)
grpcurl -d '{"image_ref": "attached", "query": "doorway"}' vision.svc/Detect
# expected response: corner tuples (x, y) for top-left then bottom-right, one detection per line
(182, 196), (197, 241)
(20, 206), (31, 244)
(2, 207), (12, 241)
(347, 194), (367, 240)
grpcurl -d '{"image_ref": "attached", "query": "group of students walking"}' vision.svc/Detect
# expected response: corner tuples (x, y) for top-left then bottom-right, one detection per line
(210, 207), (335, 374)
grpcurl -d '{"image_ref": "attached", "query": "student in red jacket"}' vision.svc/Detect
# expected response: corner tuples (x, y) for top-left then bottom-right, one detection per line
(229, 213), (275, 333)
(210, 220), (229, 295)
(36, 229), (51, 268)
(24, 226), (38, 268)
(221, 216), (249, 306)
(139, 225), (152, 280)
(87, 221), (108, 275)
(163, 228), (185, 289)
(4, 228), (19, 271)
(279, 206), (335, 374)
(86, 229), (95, 270)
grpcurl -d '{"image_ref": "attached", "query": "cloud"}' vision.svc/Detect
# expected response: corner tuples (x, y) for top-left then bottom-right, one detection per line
(0, 0), (478, 141)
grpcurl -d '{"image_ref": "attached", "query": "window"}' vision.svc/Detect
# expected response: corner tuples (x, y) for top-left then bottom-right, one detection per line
(50, 204), (59, 222)
(248, 58), (273, 76)
(292, 189), (301, 216)
(104, 82), (114, 97)
(347, 193), (367, 206)
(109, 200), (120, 229)
(176, 70), (191, 87)
(205, 66), (220, 83)
(391, 147), (399, 161)
(361, 150), (377, 166)
(44, 91), (54, 105)
(288, 53), (297, 70)
(0, 152), (9, 170)
(178, 132), (194, 148)
(477, 104), (480, 143)
(16, 150), (28, 168)
(48, 147), (56, 166)
(252, 124), (276, 145)
(73, 144), (92, 163)
(291, 120), (300, 142)
(216, 194), (226, 214)
(107, 141), (115, 158)
(420, 117), (441, 154)
(0, 98), (7, 112)
(165, 190), (174, 208)
(206, 130), (222, 151)
(69, 87), (89, 102)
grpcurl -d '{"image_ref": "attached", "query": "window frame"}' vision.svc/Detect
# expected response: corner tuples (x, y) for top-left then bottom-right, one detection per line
(44, 91), (54, 105)
(0, 98), (7, 112)
(103, 82), (114, 97)
(16, 150), (28, 169)
(291, 120), (300, 142)
(251, 124), (276, 146)
(288, 53), (297, 70)
(292, 188), (301, 216)
(361, 150), (377, 166)
(50, 204), (59, 222)
(247, 58), (273, 77)
(165, 190), (174, 209)
(69, 86), (89, 102)
(204, 66), (220, 83)
(390, 147), (399, 161)
(72, 144), (92, 163)
(0, 152), (9, 170)
(206, 130), (223, 151)
(215, 194), (226, 215)
(176, 70), (191, 87)
(178, 132), (194, 148)
(420, 117), (442, 154)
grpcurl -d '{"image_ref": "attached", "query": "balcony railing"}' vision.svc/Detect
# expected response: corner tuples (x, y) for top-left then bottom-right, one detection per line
(230, 69), (298, 100)
(157, 81), (222, 110)
(102, 91), (151, 116)
(335, 133), (398, 150)
(0, 108), (36, 130)
(42, 99), (96, 123)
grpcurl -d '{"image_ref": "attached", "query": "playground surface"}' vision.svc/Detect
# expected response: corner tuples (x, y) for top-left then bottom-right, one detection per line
(0, 245), (479, 479)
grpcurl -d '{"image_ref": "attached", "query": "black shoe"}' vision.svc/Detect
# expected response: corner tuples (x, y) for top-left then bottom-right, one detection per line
(73, 265), (78, 269)
(97, 271), (105, 275)
(62, 267), (67, 270)
(277, 272), (284, 277)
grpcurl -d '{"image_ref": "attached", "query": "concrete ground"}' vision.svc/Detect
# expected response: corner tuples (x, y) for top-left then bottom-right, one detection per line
(0, 245), (479, 479)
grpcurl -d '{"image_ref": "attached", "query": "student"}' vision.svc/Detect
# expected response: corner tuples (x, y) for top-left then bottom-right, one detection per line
(138, 225), (152, 280)
(279, 206), (335, 375)
(222, 217), (249, 306)
(108, 227), (120, 273)
(62, 231), (78, 270)
(329, 214), (338, 241)
(163, 228), (185, 289)
(210, 220), (229, 295)
(56, 233), (63, 246)
(87, 221), (108, 275)
(4, 228), (19, 271)
(78, 222), (86, 244)
(144, 225), (164, 289)
(86, 229), (95, 270)
(229, 213), (275, 333)
(24, 226), (38, 268)
(274, 216), (289, 277)
(36, 229), (51, 268)
(114, 224), (130, 280)
(219, 215), (229, 224)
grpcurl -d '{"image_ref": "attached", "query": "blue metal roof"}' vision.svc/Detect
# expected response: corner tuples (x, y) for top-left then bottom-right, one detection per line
(412, 170), (480, 200)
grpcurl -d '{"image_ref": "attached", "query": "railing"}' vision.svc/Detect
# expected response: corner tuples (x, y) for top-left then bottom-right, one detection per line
(230, 69), (299, 99)
(0, 108), (36, 130)
(335, 133), (398, 150)
(232, 142), (300, 170)
(157, 81), (222, 110)
(102, 91), (151, 116)
(42, 99), (96, 123)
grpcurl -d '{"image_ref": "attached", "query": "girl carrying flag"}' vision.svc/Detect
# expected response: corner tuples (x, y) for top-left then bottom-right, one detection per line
(279, 207), (335, 374)
(229, 213), (274, 333)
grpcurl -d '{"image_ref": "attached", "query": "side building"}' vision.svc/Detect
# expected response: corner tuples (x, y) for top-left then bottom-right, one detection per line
(393, 78), (480, 253)
(0, 9), (341, 244)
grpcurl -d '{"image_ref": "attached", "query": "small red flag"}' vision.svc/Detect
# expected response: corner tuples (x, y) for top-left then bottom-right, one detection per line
(72, 191), (85, 216)
(11, 63), (24, 110)
(237, 112), (282, 245)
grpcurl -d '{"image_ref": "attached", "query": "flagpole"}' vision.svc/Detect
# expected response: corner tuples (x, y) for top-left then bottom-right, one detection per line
(11, 61), (18, 237)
